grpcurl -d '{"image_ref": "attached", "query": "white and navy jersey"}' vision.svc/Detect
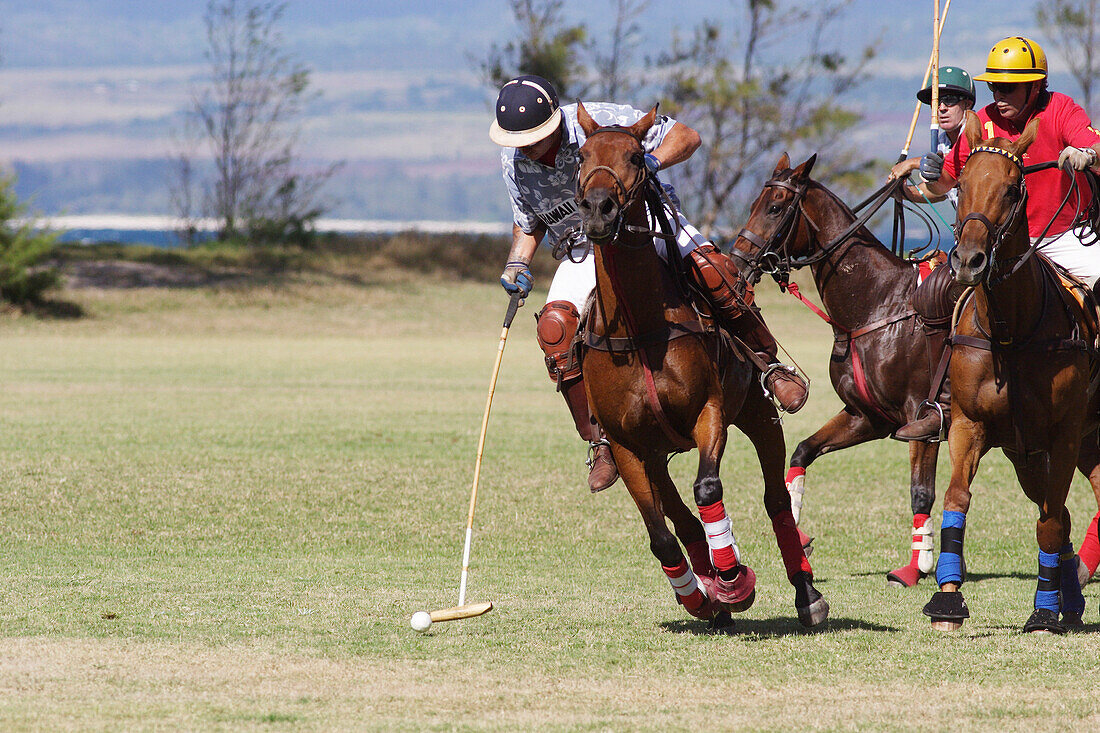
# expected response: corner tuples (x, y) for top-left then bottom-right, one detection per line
(500, 102), (677, 245)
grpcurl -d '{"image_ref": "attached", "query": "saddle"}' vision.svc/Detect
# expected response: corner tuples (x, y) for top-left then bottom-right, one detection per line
(912, 259), (966, 330)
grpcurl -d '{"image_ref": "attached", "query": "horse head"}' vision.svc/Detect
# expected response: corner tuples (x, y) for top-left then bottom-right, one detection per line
(731, 153), (818, 283)
(575, 102), (657, 242)
(950, 111), (1039, 286)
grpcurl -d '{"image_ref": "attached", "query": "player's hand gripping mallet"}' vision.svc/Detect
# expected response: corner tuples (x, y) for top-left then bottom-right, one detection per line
(410, 291), (523, 633)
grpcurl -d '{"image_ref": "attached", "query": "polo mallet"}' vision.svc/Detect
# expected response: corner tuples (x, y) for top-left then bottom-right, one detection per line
(929, 0), (942, 152)
(899, 0), (952, 161)
(409, 291), (523, 632)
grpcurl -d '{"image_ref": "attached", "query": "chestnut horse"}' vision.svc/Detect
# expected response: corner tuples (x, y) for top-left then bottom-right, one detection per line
(732, 153), (947, 587)
(921, 117), (1099, 633)
(573, 103), (828, 628)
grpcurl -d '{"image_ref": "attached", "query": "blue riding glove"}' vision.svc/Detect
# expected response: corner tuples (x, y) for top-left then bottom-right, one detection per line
(919, 151), (944, 182)
(500, 260), (533, 298)
(643, 153), (662, 174)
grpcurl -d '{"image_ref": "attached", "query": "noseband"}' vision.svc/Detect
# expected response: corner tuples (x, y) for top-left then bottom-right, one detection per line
(954, 146), (1029, 284)
(734, 177), (811, 279)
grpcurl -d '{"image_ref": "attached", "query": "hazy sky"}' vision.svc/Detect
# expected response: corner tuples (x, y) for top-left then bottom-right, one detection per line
(0, 1), (1054, 218)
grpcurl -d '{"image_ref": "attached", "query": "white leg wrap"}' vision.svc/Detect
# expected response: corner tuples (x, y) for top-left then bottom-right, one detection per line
(787, 474), (806, 525)
(704, 516), (742, 563)
(665, 566), (702, 597)
(913, 519), (935, 574)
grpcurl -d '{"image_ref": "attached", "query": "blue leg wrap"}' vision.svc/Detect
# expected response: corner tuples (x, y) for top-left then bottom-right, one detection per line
(1059, 543), (1085, 617)
(1035, 549), (1060, 613)
(936, 510), (966, 586)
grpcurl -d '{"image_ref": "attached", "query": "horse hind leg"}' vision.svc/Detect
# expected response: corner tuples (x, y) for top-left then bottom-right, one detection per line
(887, 441), (939, 588)
(733, 384), (828, 626)
(613, 444), (716, 622)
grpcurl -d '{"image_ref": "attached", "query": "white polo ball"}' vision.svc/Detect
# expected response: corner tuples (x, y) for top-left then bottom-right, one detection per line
(410, 611), (432, 632)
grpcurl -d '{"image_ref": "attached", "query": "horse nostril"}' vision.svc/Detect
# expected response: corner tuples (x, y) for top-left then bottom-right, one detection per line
(599, 199), (615, 217)
(968, 251), (987, 271)
(579, 198), (591, 211)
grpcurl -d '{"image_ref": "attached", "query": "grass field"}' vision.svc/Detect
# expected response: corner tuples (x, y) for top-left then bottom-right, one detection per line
(2, 264), (1100, 731)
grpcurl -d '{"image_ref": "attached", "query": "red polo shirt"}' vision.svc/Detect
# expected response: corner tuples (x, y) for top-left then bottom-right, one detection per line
(942, 91), (1100, 238)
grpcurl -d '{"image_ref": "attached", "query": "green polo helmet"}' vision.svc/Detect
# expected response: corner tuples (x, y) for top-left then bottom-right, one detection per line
(916, 66), (976, 105)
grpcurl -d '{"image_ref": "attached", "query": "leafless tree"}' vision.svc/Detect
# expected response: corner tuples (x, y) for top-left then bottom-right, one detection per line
(594, 0), (649, 99)
(178, 0), (337, 244)
(1037, 0), (1099, 114)
(659, 0), (877, 240)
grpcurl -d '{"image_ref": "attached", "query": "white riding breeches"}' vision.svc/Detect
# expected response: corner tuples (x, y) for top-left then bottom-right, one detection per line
(544, 210), (711, 310)
(1035, 225), (1100, 287)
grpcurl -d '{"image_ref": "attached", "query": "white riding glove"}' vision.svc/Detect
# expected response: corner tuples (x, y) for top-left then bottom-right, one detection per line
(1057, 146), (1098, 172)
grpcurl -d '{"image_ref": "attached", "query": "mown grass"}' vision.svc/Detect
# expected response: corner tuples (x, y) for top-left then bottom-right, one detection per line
(0, 260), (1098, 730)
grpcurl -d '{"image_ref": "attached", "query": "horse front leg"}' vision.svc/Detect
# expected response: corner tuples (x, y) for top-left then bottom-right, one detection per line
(887, 440), (940, 588)
(1074, 429), (1100, 586)
(734, 384), (829, 626)
(690, 401), (757, 613)
(611, 442), (716, 622)
(1014, 438), (1084, 634)
(923, 414), (988, 631)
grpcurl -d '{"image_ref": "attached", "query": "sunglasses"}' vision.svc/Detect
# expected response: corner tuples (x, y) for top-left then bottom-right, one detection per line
(938, 94), (964, 107)
(987, 81), (1023, 95)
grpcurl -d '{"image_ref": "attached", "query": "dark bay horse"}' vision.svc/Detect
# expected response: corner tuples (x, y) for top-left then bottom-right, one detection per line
(922, 116), (1099, 633)
(732, 153), (946, 587)
(573, 103), (828, 628)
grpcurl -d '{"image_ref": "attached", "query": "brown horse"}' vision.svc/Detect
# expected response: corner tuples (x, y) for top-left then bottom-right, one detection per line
(922, 116), (1099, 633)
(573, 103), (828, 629)
(732, 153), (947, 587)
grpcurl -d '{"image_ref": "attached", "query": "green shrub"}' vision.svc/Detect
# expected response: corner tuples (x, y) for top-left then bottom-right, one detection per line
(0, 174), (59, 306)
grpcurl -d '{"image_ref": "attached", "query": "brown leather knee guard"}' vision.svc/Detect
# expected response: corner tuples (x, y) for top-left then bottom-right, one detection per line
(687, 243), (755, 321)
(536, 300), (581, 385)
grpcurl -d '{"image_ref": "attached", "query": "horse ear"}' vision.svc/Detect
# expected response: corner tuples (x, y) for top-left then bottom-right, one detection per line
(1014, 117), (1041, 156)
(792, 154), (817, 180)
(964, 110), (983, 148)
(773, 153), (791, 177)
(577, 102), (599, 136)
(628, 105), (658, 141)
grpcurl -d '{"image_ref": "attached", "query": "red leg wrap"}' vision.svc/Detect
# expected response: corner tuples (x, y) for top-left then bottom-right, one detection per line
(785, 466), (806, 484)
(698, 501), (739, 572)
(685, 540), (715, 578)
(772, 509), (813, 579)
(910, 512), (931, 567)
(1079, 511), (1100, 575)
(661, 559), (713, 619)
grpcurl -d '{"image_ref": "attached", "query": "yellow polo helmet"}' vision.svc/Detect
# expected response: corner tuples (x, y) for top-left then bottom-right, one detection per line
(974, 37), (1048, 83)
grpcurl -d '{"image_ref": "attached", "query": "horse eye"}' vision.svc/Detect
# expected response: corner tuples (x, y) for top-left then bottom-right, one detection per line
(767, 204), (783, 216)
(1005, 185), (1020, 202)
(630, 152), (644, 168)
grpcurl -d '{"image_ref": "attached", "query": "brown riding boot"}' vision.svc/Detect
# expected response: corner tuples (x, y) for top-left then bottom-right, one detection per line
(561, 377), (619, 492)
(687, 244), (808, 413)
(895, 327), (951, 442)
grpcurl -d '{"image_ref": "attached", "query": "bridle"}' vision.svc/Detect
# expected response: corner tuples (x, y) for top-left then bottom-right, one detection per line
(953, 145), (1029, 286)
(734, 173), (904, 283)
(573, 125), (681, 255)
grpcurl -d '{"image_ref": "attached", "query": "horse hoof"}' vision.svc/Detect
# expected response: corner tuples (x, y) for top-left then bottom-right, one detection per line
(798, 527), (814, 558)
(791, 570), (829, 627)
(798, 596), (830, 627)
(886, 564), (927, 588)
(715, 565), (757, 612)
(922, 590), (969, 631)
(1023, 608), (1066, 635)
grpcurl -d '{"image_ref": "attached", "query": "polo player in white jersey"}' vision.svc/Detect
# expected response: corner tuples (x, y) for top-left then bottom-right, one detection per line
(490, 74), (809, 493)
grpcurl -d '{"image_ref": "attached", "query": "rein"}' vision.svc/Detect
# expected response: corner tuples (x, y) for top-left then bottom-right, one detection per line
(579, 124), (696, 452)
